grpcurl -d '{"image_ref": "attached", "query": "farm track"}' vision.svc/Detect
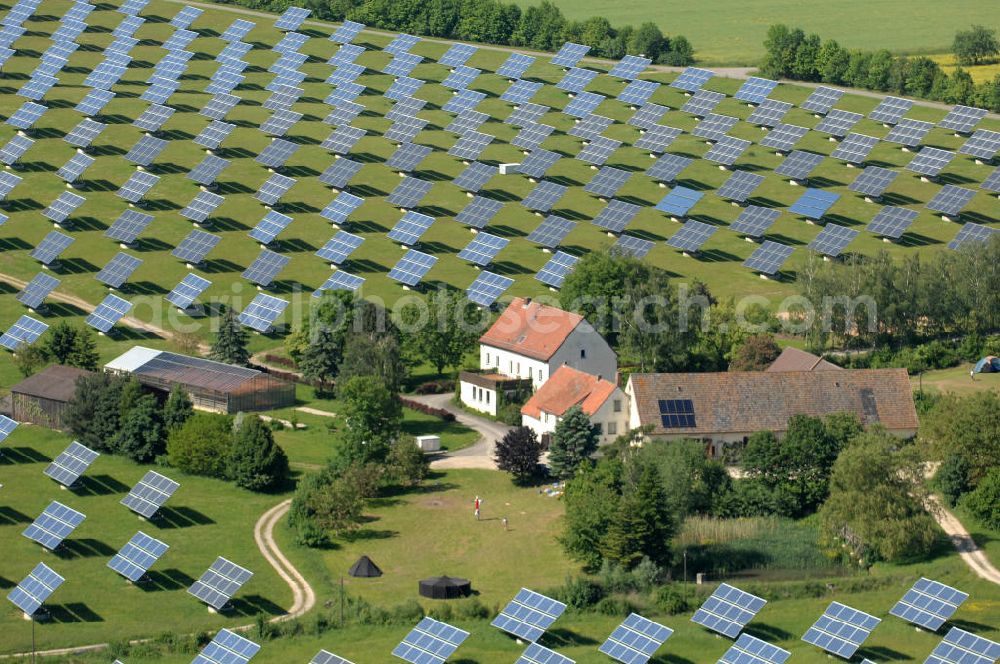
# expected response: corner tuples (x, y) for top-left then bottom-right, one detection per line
(927, 495), (1000, 586)
(0, 500), (316, 660)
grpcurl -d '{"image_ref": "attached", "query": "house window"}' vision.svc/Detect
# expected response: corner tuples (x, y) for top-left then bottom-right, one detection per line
(486, 391), (490, 404)
(607, 422), (617, 435)
(539, 370), (544, 382)
(580, 348), (586, 359)
(509, 360), (513, 373)
(594, 423), (603, 435)
(486, 352), (490, 365)
(528, 367), (533, 379)
(613, 399), (622, 413)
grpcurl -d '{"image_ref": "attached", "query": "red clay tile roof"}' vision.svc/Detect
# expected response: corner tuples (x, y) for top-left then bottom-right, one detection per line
(629, 369), (917, 436)
(521, 366), (618, 419)
(480, 297), (584, 361)
(766, 347), (842, 372)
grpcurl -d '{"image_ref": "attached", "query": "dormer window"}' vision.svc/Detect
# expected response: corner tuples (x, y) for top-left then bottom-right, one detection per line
(580, 349), (586, 359)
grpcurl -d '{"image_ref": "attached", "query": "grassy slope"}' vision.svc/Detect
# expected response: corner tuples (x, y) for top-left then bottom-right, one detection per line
(0, 0), (998, 359)
(508, 0), (1000, 66)
(911, 364), (1000, 396)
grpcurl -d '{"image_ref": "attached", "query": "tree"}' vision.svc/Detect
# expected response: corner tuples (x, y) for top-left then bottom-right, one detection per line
(163, 384), (193, 430)
(640, 438), (729, 517)
(338, 332), (407, 394)
(561, 461), (621, 570)
(228, 416), (289, 491)
(936, 453), (972, 507)
(628, 22), (663, 59)
(210, 305), (251, 366)
(113, 385), (165, 462)
(400, 287), (485, 375)
(494, 426), (543, 483)
(962, 467), (1000, 530)
(728, 334), (782, 371)
(601, 462), (676, 568)
(337, 375), (402, 463)
(13, 340), (48, 377)
(819, 430), (937, 564)
(953, 25), (999, 66)
(298, 325), (342, 388)
(167, 413), (233, 477)
(922, 391), (1000, 483)
(386, 438), (429, 485)
(65, 372), (128, 452)
(44, 322), (99, 370)
(548, 406), (599, 480)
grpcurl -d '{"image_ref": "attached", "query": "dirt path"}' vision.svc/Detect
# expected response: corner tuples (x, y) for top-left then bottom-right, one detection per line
(927, 495), (1000, 586)
(0, 500), (316, 660)
(407, 393), (512, 470)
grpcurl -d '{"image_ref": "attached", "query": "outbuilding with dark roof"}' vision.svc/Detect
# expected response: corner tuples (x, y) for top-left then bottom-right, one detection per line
(10, 364), (94, 429)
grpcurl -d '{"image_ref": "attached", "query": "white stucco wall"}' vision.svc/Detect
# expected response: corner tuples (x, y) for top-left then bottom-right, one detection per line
(459, 380), (498, 416)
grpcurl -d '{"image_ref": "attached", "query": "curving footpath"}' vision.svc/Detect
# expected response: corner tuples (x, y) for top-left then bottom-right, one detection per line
(0, 500), (316, 660)
(927, 495), (1000, 586)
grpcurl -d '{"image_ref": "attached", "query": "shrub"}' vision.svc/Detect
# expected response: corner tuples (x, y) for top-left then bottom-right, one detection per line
(386, 438), (429, 485)
(167, 413), (233, 478)
(595, 596), (633, 616)
(555, 576), (604, 609)
(962, 467), (1000, 530)
(936, 454), (972, 507)
(494, 426), (543, 484)
(228, 416), (290, 492)
(654, 585), (690, 615)
(400, 397), (456, 421)
(497, 402), (523, 426)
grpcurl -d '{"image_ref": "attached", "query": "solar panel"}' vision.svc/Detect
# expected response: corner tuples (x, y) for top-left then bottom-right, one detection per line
(326, 82), (365, 105)
(447, 111), (489, 137)
(18, 73), (57, 101)
(173, 230), (220, 263)
(717, 171), (765, 203)
(656, 186), (703, 218)
(16, 273), (59, 309)
(386, 76), (423, 101)
(607, 235), (651, 260)
(466, 271), (513, 307)
(959, 129), (1000, 161)
(888, 578), (968, 632)
(803, 602), (881, 659)
(501, 79), (542, 105)
(326, 62), (363, 87)
(458, 232), (508, 266)
(886, 119), (933, 147)
(509, 123), (554, 152)
(107, 531), (169, 583)
(610, 54), (652, 81)
(557, 67), (599, 93)
(30, 230), (74, 265)
(522, 181), (567, 212)
(193, 628), (261, 664)
(384, 52), (423, 77)
(133, 103), (175, 133)
(517, 643), (574, 664)
(60, 120), (105, 153)
(185, 155), (229, 187)
(6, 101), (46, 130)
(492, 588), (568, 642)
(310, 652), (355, 664)
(927, 185), (977, 217)
(0, 315), (48, 351)
(96, 253), (142, 289)
(828, 133), (879, 165)
(563, 91), (605, 118)
(192, 121), (234, 151)
(809, 223), (860, 257)
(388, 177), (433, 209)
(527, 215), (575, 248)
(388, 249), (436, 286)
(588, 199), (638, 234)
(386, 96), (427, 121)
(116, 171), (159, 203)
(256, 174), (297, 206)
(869, 96), (913, 125)
(314, 231), (363, 266)
(848, 166), (898, 198)
(274, 5), (310, 30)
(117, 0), (148, 15)
(385, 116), (428, 143)
(76, 89), (115, 117)
(141, 80), (179, 105)
(242, 249), (290, 287)
(816, 109), (862, 138)
(119, 471), (178, 519)
(166, 273), (211, 310)
(495, 52), (533, 79)
(577, 136), (621, 166)
(320, 192), (364, 226)
(0, 134), (33, 165)
(790, 188), (839, 220)
(250, 211), (293, 245)
(567, 114), (613, 142)
(200, 93), (240, 121)
(598, 613), (672, 664)
(743, 240), (793, 275)
(585, 166), (632, 199)
(907, 147), (955, 178)
(23, 501), (85, 550)
(260, 109), (302, 137)
(451, 131), (494, 161)
(693, 114), (739, 141)
(634, 124), (683, 153)
(220, 18), (255, 42)
(456, 195), (503, 229)
(667, 219), (716, 253)
(255, 139), (299, 170)
(776, 150), (825, 181)
(949, 223), (999, 250)
(441, 65), (480, 91)
(0, 171), (20, 199)
(387, 143), (432, 173)
(627, 104), (669, 132)
(322, 126), (366, 154)
(618, 79), (659, 107)
(706, 137), (751, 166)
(330, 20), (365, 44)
(84, 63), (127, 91)
(393, 617), (469, 664)
(671, 67), (714, 92)
(448, 162), (493, 194)
(85, 293), (132, 333)
(760, 123), (809, 152)
(170, 5), (202, 29)
(125, 135), (167, 167)
(385, 32), (420, 55)
(314, 269), (365, 296)
(747, 99), (792, 127)
(205, 68), (243, 95)
(926, 627), (1000, 664)
(735, 77), (778, 104)
(730, 205), (780, 238)
(862, 206), (917, 240)
(325, 101), (365, 128)
(720, 634), (791, 664)
(679, 90), (723, 118)
(551, 42), (589, 68)
(389, 211), (435, 246)
(239, 293), (289, 332)
(320, 157), (363, 189)
(7, 563), (64, 617)
(506, 103), (549, 127)
(43, 191), (86, 224)
(939, 106), (988, 134)
(691, 583), (766, 638)
(180, 191), (226, 224)
(647, 153), (693, 183)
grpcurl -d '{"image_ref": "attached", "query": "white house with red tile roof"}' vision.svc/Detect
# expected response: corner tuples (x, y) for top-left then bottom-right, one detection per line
(520, 366), (627, 444)
(459, 297), (617, 416)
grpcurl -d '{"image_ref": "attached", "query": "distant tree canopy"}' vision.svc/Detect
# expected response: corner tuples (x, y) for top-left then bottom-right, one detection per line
(953, 25), (1000, 66)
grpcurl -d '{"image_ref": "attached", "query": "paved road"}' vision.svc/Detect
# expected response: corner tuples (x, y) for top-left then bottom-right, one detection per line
(408, 393), (512, 470)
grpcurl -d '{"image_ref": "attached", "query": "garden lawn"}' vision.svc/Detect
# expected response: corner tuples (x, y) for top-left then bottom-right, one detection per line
(911, 364), (1000, 396)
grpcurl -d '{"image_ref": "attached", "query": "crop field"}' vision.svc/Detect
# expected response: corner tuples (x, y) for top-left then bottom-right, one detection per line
(0, 0), (998, 348)
(508, 0), (1000, 66)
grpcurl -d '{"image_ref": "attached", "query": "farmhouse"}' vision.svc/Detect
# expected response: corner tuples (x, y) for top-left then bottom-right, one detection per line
(766, 347), (842, 372)
(459, 297), (617, 415)
(626, 368), (918, 457)
(520, 365), (627, 445)
(105, 346), (294, 413)
(9, 364), (93, 430)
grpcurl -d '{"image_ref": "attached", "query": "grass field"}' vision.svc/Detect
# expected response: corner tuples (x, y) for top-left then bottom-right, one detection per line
(0, 0), (998, 358)
(929, 55), (1000, 84)
(0, 425), (295, 655)
(911, 364), (1000, 396)
(508, 0), (1000, 66)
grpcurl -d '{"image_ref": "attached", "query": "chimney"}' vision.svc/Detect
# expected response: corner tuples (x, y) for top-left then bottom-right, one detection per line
(523, 297), (532, 307)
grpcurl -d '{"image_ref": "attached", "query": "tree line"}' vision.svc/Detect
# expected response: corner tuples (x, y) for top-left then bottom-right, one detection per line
(760, 24), (1000, 112)
(220, 0), (695, 64)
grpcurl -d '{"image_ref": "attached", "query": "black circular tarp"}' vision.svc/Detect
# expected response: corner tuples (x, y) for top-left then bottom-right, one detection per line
(418, 575), (471, 599)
